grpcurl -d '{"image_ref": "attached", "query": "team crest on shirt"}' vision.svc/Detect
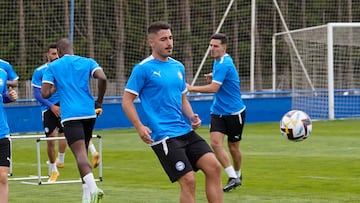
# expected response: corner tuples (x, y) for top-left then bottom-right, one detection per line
(175, 161), (185, 171)
(0, 79), (3, 86)
(177, 71), (183, 80)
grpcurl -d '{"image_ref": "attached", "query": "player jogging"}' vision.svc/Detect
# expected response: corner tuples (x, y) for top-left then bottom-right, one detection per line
(31, 43), (66, 182)
(187, 33), (246, 192)
(41, 38), (107, 203)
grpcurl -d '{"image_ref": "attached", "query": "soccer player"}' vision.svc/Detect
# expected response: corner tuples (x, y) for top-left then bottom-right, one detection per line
(41, 38), (106, 203)
(0, 76), (18, 202)
(187, 33), (246, 192)
(31, 43), (66, 182)
(0, 58), (19, 88)
(122, 21), (223, 203)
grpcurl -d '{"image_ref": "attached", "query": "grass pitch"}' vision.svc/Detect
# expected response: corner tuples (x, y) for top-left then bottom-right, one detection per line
(8, 119), (360, 202)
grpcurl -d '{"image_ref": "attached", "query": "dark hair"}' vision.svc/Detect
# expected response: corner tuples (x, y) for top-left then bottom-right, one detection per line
(211, 33), (228, 45)
(147, 21), (171, 35)
(47, 43), (57, 51)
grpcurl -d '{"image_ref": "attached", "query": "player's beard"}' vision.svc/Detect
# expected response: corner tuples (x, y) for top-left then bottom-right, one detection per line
(161, 47), (173, 58)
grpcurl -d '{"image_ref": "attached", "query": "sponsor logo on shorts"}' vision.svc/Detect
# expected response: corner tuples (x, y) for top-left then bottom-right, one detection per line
(175, 161), (185, 171)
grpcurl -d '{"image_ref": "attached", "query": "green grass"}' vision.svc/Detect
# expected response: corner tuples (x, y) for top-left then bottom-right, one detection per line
(8, 119), (360, 202)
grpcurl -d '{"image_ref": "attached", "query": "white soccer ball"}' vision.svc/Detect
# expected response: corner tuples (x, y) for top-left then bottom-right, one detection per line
(280, 110), (312, 141)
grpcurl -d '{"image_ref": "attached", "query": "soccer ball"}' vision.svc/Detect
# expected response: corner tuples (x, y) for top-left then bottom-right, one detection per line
(280, 110), (312, 141)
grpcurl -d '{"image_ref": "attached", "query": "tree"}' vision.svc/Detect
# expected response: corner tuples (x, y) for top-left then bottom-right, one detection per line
(18, 0), (26, 74)
(182, 0), (193, 82)
(86, 0), (94, 58)
(115, 0), (126, 94)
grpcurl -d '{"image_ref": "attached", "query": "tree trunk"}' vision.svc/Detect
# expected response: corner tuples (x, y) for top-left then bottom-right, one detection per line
(64, 0), (69, 37)
(345, 0), (354, 88)
(254, 1), (262, 90)
(86, 0), (95, 58)
(182, 0), (193, 83)
(115, 0), (126, 94)
(233, 0), (239, 70)
(301, 0), (306, 27)
(18, 0), (26, 72)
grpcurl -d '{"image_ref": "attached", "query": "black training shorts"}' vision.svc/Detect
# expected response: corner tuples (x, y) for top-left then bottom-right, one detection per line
(0, 138), (10, 167)
(42, 104), (63, 137)
(151, 131), (213, 183)
(62, 118), (95, 146)
(210, 110), (246, 142)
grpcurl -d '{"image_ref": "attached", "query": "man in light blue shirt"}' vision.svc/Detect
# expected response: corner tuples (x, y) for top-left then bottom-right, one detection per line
(0, 67), (18, 202)
(42, 38), (106, 203)
(187, 33), (246, 192)
(122, 21), (223, 203)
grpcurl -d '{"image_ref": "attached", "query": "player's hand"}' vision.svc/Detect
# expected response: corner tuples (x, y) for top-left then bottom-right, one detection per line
(50, 105), (61, 118)
(190, 114), (201, 129)
(204, 73), (212, 83)
(137, 125), (153, 144)
(186, 83), (192, 92)
(7, 87), (18, 101)
(95, 108), (103, 117)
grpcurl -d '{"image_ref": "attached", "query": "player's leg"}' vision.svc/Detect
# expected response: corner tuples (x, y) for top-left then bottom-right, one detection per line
(88, 140), (99, 168)
(57, 123), (66, 168)
(210, 115), (238, 192)
(177, 171), (196, 203)
(196, 152), (223, 203)
(228, 141), (242, 177)
(43, 110), (60, 182)
(151, 136), (196, 203)
(0, 138), (10, 203)
(63, 119), (103, 203)
(210, 131), (232, 170)
(227, 110), (245, 179)
(56, 135), (66, 168)
(0, 166), (9, 203)
(46, 130), (60, 182)
(187, 131), (222, 203)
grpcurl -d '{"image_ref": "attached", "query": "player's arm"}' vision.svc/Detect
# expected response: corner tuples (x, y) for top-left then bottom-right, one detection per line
(181, 93), (201, 129)
(7, 79), (19, 88)
(33, 87), (53, 107)
(41, 82), (55, 99)
(93, 69), (107, 109)
(186, 81), (220, 93)
(122, 91), (153, 144)
(33, 86), (60, 117)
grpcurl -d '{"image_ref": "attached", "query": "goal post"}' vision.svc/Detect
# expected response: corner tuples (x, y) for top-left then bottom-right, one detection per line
(273, 22), (360, 120)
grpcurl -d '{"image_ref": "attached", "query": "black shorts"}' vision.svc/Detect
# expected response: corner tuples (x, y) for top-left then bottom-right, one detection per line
(0, 138), (10, 167)
(151, 131), (213, 183)
(210, 110), (246, 142)
(62, 118), (95, 146)
(42, 104), (63, 137)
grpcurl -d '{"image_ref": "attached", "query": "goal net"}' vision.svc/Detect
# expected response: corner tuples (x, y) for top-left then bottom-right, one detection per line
(274, 23), (360, 120)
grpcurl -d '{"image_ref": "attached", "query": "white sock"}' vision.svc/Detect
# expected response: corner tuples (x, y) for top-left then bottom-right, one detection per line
(89, 143), (97, 155)
(225, 166), (238, 178)
(83, 173), (97, 193)
(236, 170), (241, 178)
(58, 152), (65, 164)
(49, 163), (58, 172)
(82, 183), (91, 200)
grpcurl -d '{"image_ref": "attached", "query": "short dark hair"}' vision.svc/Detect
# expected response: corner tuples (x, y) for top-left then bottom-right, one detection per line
(47, 43), (57, 51)
(147, 21), (171, 35)
(211, 33), (228, 45)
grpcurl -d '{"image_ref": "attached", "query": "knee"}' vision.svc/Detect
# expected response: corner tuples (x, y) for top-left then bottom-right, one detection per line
(180, 173), (196, 190)
(210, 141), (223, 150)
(0, 171), (8, 185)
(228, 143), (240, 153)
